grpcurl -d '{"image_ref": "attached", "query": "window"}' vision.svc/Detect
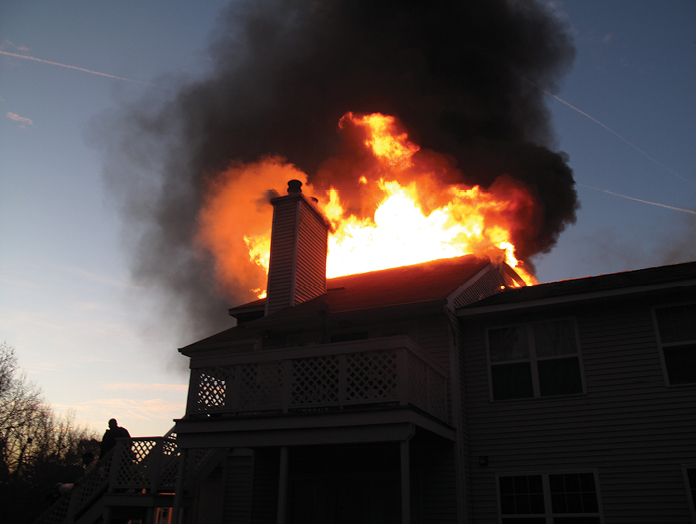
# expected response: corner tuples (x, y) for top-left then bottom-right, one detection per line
(498, 472), (602, 523)
(488, 319), (584, 400)
(654, 304), (696, 385)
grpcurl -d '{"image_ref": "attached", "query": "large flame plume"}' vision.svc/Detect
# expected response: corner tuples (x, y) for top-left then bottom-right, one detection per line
(197, 112), (538, 299)
(100, 0), (578, 341)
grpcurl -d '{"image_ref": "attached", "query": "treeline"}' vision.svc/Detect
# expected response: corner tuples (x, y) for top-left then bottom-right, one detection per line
(0, 342), (100, 524)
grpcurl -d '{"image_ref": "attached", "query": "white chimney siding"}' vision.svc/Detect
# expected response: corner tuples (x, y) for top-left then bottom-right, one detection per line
(265, 183), (330, 316)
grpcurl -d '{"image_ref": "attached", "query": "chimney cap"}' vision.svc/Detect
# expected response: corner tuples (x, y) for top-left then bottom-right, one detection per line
(287, 180), (302, 193)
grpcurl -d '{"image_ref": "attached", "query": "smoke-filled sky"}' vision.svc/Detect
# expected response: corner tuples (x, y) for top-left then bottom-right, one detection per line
(1, 0), (695, 437)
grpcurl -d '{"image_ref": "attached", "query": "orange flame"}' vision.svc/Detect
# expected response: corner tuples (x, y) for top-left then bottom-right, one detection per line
(196, 112), (537, 300)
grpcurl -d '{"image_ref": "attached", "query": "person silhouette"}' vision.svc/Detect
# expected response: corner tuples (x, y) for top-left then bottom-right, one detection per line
(99, 418), (131, 459)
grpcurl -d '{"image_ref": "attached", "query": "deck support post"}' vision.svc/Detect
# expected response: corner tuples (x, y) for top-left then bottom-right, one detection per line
(172, 448), (188, 524)
(277, 446), (289, 524)
(401, 439), (411, 524)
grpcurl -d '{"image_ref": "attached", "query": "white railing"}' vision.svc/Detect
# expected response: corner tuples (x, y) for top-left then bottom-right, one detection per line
(34, 437), (179, 524)
(108, 437), (180, 492)
(186, 335), (449, 422)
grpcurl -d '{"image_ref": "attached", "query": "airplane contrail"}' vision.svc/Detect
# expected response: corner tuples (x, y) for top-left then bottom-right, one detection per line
(0, 50), (158, 88)
(523, 78), (694, 187)
(579, 184), (696, 215)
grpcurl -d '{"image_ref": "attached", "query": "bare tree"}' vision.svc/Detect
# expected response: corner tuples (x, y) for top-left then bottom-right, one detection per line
(0, 342), (46, 480)
(0, 343), (99, 524)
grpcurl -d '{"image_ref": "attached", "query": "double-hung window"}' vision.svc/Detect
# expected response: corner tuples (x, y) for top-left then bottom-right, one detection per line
(654, 303), (696, 385)
(498, 472), (602, 523)
(488, 319), (584, 401)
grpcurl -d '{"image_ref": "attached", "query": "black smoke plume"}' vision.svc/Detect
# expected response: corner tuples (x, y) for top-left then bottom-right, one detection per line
(96, 0), (578, 343)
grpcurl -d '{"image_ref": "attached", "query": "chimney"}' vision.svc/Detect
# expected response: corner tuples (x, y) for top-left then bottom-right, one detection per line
(265, 180), (331, 316)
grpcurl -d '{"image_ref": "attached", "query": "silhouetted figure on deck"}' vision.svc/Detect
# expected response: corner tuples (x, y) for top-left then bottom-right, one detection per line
(99, 418), (131, 459)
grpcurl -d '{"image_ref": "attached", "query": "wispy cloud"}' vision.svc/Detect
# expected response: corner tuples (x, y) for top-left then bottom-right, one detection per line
(0, 50), (160, 88)
(103, 382), (188, 392)
(522, 78), (695, 187)
(0, 275), (41, 288)
(579, 185), (696, 215)
(6, 111), (33, 128)
(58, 397), (186, 422)
(1, 39), (29, 53)
(61, 265), (139, 290)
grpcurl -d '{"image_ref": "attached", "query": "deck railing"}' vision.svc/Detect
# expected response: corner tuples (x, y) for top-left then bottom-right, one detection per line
(34, 436), (181, 524)
(186, 335), (449, 422)
(108, 436), (180, 492)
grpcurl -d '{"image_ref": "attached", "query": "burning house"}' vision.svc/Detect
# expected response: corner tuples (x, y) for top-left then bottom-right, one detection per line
(165, 180), (695, 523)
(35, 180), (696, 522)
(39, 1), (696, 522)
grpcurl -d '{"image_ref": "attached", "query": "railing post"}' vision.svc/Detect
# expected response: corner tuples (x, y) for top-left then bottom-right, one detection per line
(66, 487), (80, 524)
(149, 439), (164, 492)
(229, 364), (241, 413)
(108, 441), (124, 492)
(172, 448), (188, 524)
(282, 360), (292, 413)
(397, 348), (409, 406)
(338, 354), (347, 406)
(186, 369), (199, 415)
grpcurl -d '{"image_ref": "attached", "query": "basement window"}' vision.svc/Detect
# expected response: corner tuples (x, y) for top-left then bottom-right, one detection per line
(654, 303), (696, 386)
(488, 319), (584, 401)
(498, 472), (602, 523)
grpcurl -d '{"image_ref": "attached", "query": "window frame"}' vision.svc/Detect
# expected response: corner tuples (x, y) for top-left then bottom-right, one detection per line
(652, 302), (696, 387)
(486, 317), (586, 401)
(495, 469), (604, 524)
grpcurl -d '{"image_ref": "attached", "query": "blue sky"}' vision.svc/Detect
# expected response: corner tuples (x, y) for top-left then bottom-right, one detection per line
(1, 1), (694, 438)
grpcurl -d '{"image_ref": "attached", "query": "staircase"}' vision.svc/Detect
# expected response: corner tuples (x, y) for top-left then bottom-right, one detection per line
(33, 432), (214, 524)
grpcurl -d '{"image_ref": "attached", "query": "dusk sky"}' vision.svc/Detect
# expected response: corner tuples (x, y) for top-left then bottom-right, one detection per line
(1, 1), (694, 438)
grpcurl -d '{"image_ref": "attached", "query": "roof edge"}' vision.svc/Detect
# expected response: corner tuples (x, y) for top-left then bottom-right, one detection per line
(457, 278), (696, 317)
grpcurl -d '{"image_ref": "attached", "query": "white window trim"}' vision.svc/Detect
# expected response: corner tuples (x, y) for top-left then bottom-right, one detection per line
(495, 469), (604, 524)
(486, 317), (586, 401)
(652, 302), (696, 387)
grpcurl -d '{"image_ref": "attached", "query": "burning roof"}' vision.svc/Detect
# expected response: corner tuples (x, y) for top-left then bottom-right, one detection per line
(182, 254), (516, 352)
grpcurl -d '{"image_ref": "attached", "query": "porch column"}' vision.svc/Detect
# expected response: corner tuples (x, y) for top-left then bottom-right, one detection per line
(400, 440), (411, 524)
(277, 446), (289, 524)
(172, 448), (188, 524)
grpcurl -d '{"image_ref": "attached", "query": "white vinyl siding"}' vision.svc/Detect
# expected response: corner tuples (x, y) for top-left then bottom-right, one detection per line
(653, 303), (696, 386)
(463, 298), (696, 521)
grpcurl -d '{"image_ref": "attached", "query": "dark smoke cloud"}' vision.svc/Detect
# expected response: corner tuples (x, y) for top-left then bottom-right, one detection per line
(95, 0), (578, 342)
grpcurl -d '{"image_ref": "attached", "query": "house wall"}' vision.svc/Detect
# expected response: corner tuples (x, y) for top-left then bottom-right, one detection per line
(460, 294), (696, 522)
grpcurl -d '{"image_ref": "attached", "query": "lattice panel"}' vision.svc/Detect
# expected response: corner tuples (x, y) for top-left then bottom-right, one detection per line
(427, 368), (448, 420)
(72, 452), (112, 507)
(292, 355), (339, 405)
(407, 354), (428, 408)
(38, 496), (70, 524)
(195, 366), (233, 412)
(190, 448), (212, 470)
(346, 350), (398, 401)
(115, 439), (155, 487)
(239, 361), (282, 409)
